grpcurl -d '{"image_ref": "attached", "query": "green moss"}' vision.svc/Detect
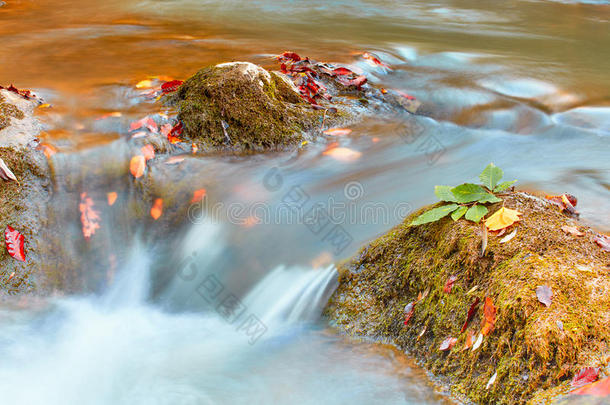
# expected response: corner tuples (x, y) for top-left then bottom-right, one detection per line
(0, 93), (25, 131)
(325, 192), (610, 404)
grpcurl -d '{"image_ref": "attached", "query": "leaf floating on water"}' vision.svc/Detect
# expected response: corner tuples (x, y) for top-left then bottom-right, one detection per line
(472, 333), (484, 351)
(439, 337), (458, 351)
(536, 285), (553, 307)
(4, 226), (25, 262)
(191, 188), (207, 203)
(150, 198), (163, 220)
(323, 128), (352, 136)
(486, 372), (498, 390)
(571, 367), (600, 388)
(130, 155), (146, 178)
(594, 234), (610, 252)
(481, 297), (496, 336)
(571, 376), (610, 397)
(561, 225), (583, 237)
(322, 147), (362, 163)
(135, 79), (154, 89)
(500, 229), (517, 243)
(107, 192), (118, 206)
(404, 301), (415, 326)
(165, 156), (186, 165)
(485, 207), (522, 231)
(362, 52), (390, 69)
(461, 297), (480, 333)
(443, 275), (458, 294)
(79, 192), (101, 240)
(0, 158), (18, 183)
(141, 144), (155, 161)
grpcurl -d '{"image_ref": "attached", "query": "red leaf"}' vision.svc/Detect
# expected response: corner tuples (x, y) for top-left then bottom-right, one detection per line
(461, 297), (480, 333)
(572, 376), (610, 397)
(332, 67), (354, 76)
(481, 297), (496, 336)
(536, 285), (553, 307)
(444, 275), (458, 293)
(1, 84), (34, 100)
(161, 80), (183, 94)
(439, 337), (458, 351)
(5, 226), (25, 262)
(279, 52), (301, 62)
(79, 192), (101, 240)
(572, 367), (600, 388)
(404, 301), (415, 326)
(130, 116), (158, 133)
(594, 234), (610, 252)
(362, 52), (389, 68)
(168, 121), (183, 144)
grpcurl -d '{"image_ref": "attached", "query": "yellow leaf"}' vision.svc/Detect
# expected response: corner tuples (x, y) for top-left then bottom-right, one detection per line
(136, 79), (153, 89)
(485, 207), (522, 231)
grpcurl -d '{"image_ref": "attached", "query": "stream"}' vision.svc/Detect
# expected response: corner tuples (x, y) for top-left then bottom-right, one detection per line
(0, 0), (609, 403)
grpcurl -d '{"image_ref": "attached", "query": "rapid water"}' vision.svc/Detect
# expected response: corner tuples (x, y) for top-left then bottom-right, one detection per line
(1, 0), (609, 403)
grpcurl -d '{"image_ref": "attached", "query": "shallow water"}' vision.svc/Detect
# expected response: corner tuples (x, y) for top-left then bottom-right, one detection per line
(0, 0), (609, 403)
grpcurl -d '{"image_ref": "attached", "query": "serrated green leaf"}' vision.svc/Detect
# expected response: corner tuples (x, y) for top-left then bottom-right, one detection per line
(494, 180), (517, 193)
(465, 204), (489, 223)
(477, 193), (503, 204)
(479, 163), (503, 190)
(451, 206), (468, 221)
(451, 183), (490, 203)
(435, 185), (458, 202)
(410, 204), (459, 226)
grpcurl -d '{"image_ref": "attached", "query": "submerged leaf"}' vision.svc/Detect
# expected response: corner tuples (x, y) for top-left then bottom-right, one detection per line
(536, 285), (553, 307)
(322, 147), (362, 163)
(479, 163), (503, 191)
(79, 192), (101, 240)
(107, 192), (118, 206)
(150, 198), (163, 220)
(485, 207), (522, 231)
(4, 226), (25, 262)
(410, 204), (459, 226)
(129, 155), (146, 178)
(191, 188), (207, 204)
(141, 144), (155, 161)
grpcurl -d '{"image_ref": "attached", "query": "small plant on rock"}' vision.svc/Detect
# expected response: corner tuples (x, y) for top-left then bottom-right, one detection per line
(410, 163), (516, 225)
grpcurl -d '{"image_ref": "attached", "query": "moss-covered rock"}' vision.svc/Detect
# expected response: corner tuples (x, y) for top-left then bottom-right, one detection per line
(325, 192), (609, 404)
(171, 62), (330, 152)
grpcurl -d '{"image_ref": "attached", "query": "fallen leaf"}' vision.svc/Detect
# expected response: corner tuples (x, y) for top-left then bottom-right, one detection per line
(7, 272), (15, 282)
(439, 337), (458, 351)
(481, 297), (496, 336)
(0, 84), (35, 100)
(5, 226), (25, 262)
(466, 285), (478, 295)
(404, 302), (415, 326)
(167, 121), (183, 143)
(191, 188), (207, 203)
(135, 79), (154, 89)
(279, 51), (301, 62)
(37, 103), (51, 109)
(130, 155), (146, 178)
(462, 330), (475, 351)
(472, 333), (484, 351)
(192, 143), (198, 154)
(322, 147), (362, 163)
(444, 275), (458, 293)
(0, 158), (18, 182)
(461, 297), (480, 333)
(485, 207), (522, 231)
(571, 376), (610, 397)
(130, 116), (158, 133)
(572, 367), (600, 388)
(481, 222), (488, 256)
(594, 234), (610, 252)
(417, 287), (429, 302)
(323, 128), (352, 136)
(79, 192), (101, 240)
(536, 285), (553, 307)
(561, 225), (583, 237)
(500, 229), (517, 243)
(161, 80), (183, 94)
(417, 326), (427, 341)
(546, 193), (579, 215)
(107, 192), (118, 206)
(486, 372), (498, 390)
(141, 144), (155, 161)
(131, 131), (147, 139)
(332, 67), (354, 76)
(337, 75), (368, 89)
(165, 156), (185, 165)
(150, 198), (163, 220)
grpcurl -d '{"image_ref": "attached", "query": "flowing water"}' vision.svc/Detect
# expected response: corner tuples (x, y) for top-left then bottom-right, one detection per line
(0, 0), (609, 403)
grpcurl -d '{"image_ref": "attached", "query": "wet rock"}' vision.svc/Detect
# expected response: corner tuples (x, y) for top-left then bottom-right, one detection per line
(325, 192), (609, 404)
(0, 90), (50, 297)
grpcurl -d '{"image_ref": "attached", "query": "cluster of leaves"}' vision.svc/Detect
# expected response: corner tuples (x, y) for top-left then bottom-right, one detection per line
(0, 84), (37, 101)
(135, 77), (183, 100)
(411, 163), (516, 226)
(546, 193), (578, 216)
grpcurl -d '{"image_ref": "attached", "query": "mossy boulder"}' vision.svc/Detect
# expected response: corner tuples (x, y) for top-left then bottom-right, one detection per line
(325, 192), (609, 404)
(0, 89), (50, 297)
(171, 62), (332, 152)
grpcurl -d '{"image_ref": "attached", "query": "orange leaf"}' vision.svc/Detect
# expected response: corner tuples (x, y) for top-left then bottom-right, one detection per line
(150, 198), (163, 220)
(79, 192), (101, 240)
(107, 192), (118, 206)
(192, 143), (198, 154)
(37, 143), (57, 159)
(191, 188), (207, 203)
(322, 147), (362, 163)
(323, 128), (352, 136)
(141, 144), (155, 161)
(130, 155), (146, 178)
(481, 297), (496, 336)
(485, 207), (522, 231)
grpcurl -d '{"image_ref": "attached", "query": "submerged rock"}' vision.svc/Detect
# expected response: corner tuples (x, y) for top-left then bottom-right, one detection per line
(325, 192), (609, 404)
(0, 89), (50, 296)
